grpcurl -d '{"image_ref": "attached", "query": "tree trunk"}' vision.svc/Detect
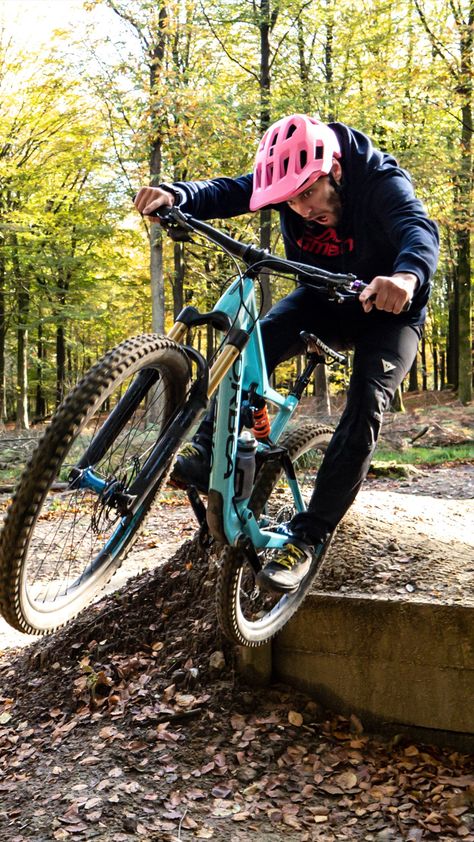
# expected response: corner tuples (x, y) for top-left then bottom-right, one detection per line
(35, 320), (46, 420)
(408, 354), (418, 391)
(16, 318), (29, 430)
(56, 324), (66, 407)
(148, 5), (168, 334)
(0, 246), (6, 424)
(297, 18), (310, 108)
(315, 363), (331, 416)
(323, 1), (336, 120)
(456, 113), (474, 404)
(440, 351), (446, 389)
(150, 225), (165, 334)
(432, 344), (439, 391)
(447, 277), (458, 388)
(206, 323), (214, 363)
(421, 335), (428, 391)
(414, 2), (472, 401)
(391, 385), (405, 412)
(257, 0), (274, 315)
(172, 241), (185, 319)
(12, 235), (29, 430)
(456, 9), (473, 404)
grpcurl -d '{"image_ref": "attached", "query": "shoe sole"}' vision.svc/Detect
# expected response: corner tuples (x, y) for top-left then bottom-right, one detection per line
(168, 476), (209, 495)
(256, 571), (300, 595)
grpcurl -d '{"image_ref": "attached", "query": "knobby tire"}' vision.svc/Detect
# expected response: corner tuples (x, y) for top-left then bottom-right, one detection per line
(0, 334), (190, 635)
(216, 422), (334, 647)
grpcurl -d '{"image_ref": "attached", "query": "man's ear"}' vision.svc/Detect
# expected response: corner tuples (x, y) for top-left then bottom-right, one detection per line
(331, 159), (343, 183)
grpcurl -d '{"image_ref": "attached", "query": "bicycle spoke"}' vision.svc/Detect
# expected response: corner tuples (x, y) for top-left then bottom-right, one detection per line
(22, 372), (170, 609)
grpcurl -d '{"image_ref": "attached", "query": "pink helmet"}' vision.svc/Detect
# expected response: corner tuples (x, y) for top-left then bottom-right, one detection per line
(249, 114), (341, 211)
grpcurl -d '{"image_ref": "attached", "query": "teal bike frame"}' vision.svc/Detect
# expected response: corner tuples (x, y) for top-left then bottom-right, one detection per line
(71, 206), (356, 560)
(192, 273), (302, 551)
(161, 206), (357, 555)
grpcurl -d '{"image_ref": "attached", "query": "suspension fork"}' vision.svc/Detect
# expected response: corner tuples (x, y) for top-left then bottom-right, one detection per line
(69, 346), (210, 510)
(76, 367), (161, 469)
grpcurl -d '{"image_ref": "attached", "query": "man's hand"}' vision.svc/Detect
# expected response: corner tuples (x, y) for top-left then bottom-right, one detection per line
(359, 272), (418, 314)
(134, 186), (174, 221)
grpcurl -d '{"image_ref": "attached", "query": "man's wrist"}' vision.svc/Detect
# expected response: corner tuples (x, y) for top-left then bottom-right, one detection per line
(158, 183), (181, 206)
(393, 272), (419, 291)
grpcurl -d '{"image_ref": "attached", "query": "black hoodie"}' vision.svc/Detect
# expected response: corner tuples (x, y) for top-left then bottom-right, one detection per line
(171, 123), (439, 326)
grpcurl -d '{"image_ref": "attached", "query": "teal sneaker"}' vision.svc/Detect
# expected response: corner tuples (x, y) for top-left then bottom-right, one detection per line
(170, 441), (210, 493)
(257, 538), (322, 594)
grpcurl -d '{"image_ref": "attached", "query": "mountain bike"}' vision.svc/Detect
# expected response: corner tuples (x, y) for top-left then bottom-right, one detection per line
(0, 206), (365, 646)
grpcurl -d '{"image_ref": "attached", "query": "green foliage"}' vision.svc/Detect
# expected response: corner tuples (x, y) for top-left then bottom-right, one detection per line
(0, 0), (472, 424)
(373, 443), (474, 465)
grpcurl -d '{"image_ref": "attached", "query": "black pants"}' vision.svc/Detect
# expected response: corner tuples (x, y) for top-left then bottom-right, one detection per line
(197, 286), (421, 544)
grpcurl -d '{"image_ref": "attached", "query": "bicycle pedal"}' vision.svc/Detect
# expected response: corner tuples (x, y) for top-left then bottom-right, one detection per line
(168, 476), (188, 490)
(198, 522), (213, 550)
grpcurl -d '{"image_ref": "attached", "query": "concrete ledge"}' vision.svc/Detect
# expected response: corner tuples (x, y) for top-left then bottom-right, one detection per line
(272, 594), (474, 740)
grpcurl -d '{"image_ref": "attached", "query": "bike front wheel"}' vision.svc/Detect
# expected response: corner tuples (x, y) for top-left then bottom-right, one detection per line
(0, 334), (190, 634)
(216, 422), (334, 647)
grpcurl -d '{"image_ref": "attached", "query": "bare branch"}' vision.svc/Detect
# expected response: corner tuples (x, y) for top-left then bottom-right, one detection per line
(199, 2), (260, 81)
(269, 0), (313, 71)
(105, 0), (150, 50)
(413, 0), (460, 76)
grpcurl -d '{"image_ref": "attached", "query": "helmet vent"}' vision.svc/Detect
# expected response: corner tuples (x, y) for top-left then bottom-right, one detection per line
(298, 149), (307, 171)
(285, 123), (297, 139)
(315, 143), (324, 160)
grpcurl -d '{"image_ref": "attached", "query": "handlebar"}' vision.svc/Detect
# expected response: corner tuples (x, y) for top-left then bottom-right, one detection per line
(154, 206), (366, 298)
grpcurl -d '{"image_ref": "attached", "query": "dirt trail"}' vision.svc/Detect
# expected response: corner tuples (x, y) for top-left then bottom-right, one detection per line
(0, 465), (473, 841)
(1, 464), (473, 655)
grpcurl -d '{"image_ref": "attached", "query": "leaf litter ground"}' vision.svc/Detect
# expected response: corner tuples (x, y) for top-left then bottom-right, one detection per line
(0, 528), (473, 842)
(0, 394), (472, 840)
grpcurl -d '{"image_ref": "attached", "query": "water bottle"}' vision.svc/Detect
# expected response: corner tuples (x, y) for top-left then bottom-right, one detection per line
(234, 431), (257, 501)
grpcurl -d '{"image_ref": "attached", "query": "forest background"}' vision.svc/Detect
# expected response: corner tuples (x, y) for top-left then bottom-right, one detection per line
(0, 0), (472, 431)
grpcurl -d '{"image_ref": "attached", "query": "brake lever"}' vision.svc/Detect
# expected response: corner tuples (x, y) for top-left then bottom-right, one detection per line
(153, 206), (195, 242)
(134, 199), (194, 242)
(346, 280), (412, 312)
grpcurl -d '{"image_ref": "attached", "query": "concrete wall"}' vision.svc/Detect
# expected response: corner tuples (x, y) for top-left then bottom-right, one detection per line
(272, 594), (474, 740)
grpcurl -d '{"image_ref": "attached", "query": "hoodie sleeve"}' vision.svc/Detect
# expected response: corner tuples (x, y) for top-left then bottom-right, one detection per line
(171, 174), (254, 220)
(367, 170), (439, 296)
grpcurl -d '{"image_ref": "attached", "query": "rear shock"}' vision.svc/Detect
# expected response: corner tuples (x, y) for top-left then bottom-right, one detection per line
(252, 404), (271, 440)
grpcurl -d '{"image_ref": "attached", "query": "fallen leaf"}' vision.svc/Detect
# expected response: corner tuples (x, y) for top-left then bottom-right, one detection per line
(334, 771), (358, 790)
(211, 785), (232, 798)
(288, 711), (303, 727)
(182, 815), (198, 829)
(230, 714), (246, 730)
(195, 827), (214, 838)
(186, 788), (206, 800)
(84, 797), (102, 810)
(174, 693), (196, 708)
(439, 776), (474, 787)
(318, 784), (343, 796)
(232, 812), (251, 822)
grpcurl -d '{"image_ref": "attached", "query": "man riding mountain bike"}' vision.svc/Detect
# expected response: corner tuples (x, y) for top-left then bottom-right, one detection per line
(134, 114), (439, 595)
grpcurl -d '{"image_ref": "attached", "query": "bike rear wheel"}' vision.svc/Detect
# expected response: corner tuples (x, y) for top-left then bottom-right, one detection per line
(0, 334), (190, 634)
(216, 422), (334, 647)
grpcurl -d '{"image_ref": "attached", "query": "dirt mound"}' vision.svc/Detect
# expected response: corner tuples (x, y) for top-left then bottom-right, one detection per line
(318, 465), (474, 604)
(1, 531), (473, 841)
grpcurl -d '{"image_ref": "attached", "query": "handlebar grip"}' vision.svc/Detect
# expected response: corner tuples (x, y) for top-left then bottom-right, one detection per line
(352, 280), (412, 312)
